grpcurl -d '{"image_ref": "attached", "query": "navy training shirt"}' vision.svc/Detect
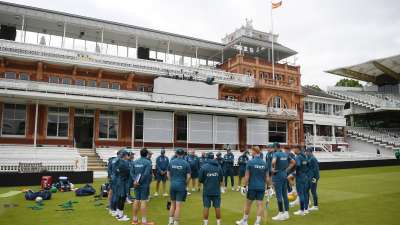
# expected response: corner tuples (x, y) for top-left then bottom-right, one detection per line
(246, 155), (268, 191)
(199, 160), (224, 196)
(130, 157), (152, 188)
(168, 157), (191, 191)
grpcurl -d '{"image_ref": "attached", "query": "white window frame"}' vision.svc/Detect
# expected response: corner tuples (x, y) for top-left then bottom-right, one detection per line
(1, 103), (27, 137)
(268, 120), (288, 144)
(46, 107), (69, 138)
(98, 111), (119, 140)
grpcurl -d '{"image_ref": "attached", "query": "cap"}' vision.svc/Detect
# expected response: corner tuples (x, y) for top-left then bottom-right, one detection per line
(207, 152), (214, 159)
(175, 148), (185, 155)
(161, 149), (166, 154)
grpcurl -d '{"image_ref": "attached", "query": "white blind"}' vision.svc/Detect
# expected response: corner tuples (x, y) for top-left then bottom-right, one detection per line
(143, 111), (173, 143)
(247, 118), (268, 145)
(215, 116), (238, 144)
(188, 114), (213, 144)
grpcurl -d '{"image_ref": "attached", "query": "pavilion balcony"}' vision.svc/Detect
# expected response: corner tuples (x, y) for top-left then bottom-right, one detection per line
(255, 78), (299, 91)
(0, 78), (297, 119)
(0, 39), (255, 88)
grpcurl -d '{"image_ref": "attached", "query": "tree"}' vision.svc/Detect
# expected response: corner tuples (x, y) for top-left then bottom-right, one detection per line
(335, 79), (362, 87)
(304, 84), (322, 91)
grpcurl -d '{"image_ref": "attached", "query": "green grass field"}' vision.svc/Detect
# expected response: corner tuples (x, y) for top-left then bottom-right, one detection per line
(0, 166), (399, 225)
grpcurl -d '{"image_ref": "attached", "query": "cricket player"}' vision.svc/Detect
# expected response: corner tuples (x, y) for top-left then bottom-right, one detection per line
(113, 150), (131, 221)
(306, 148), (319, 211)
(126, 151), (135, 204)
(168, 148), (191, 225)
(265, 144), (274, 188)
(237, 150), (249, 191)
(223, 148), (235, 191)
(236, 146), (268, 225)
(271, 143), (295, 221)
(187, 149), (200, 192)
(293, 146), (310, 216)
(107, 155), (118, 216)
(155, 148), (169, 197)
(199, 152), (224, 225)
(198, 152), (207, 191)
(131, 148), (154, 225)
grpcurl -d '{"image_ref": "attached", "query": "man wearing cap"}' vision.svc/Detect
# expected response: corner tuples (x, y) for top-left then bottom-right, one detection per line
(131, 148), (154, 225)
(155, 148), (169, 197)
(126, 151), (135, 204)
(292, 146), (310, 216)
(215, 152), (225, 193)
(107, 154), (119, 216)
(199, 152), (224, 225)
(237, 150), (249, 192)
(223, 148), (235, 192)
(167, 148), (191, 225)
(305, 148), (319, 211)
(113, 150), (131, 221)
(271, 143), (296, 221)
(187, 149), (200, 192)
(236, 146), (268, 225)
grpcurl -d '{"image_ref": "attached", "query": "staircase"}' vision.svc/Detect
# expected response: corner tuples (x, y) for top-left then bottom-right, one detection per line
(78, 148), (106, 171)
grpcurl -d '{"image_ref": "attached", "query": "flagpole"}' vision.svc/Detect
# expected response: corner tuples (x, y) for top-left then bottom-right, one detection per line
(270, 0), (275, 80)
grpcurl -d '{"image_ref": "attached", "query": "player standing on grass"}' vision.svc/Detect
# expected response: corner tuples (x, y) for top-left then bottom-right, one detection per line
(154, 148), (169, 197)
(236, 146), (268, 225)
(168, 148), (191, 225)
(271, 143), (296, 221)
(113, 150), (131, 221)
(237, 150), (249, 191)
(107, 154), (118, 216)
(306, 148), (320, 211)
(292, 146), (309, 216)
(131, 148), (154, 225)
(223, 147), (235, 192)
(198, 152), (207, 191)
(187, 149), (200, 193)
(199, 152), (224, 225)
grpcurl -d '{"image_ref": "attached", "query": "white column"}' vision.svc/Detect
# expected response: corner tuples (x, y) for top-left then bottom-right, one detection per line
(195, 47), (198, 66)
(331, 125), (336, 143)
(186, 112), (190, 150)
(33, 101), (39, 147)
(100, 27), (104, 53)
(312, 123), (317, 150)
(172, 112), (175, 149)
(212, 115), (216, 150)
(166, 40), (170, 63)
(62, 21), (67, 48)
(221, 49), (224, 63)
(131, 108), (135, 149)
(20, 15), (25, 43)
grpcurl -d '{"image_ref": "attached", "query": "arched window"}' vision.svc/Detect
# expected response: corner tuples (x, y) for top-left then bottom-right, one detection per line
(268, 96), (288, 108)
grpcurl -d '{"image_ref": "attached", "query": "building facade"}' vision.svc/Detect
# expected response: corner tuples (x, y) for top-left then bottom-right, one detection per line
(302, 86), (347, 151)
(0, 2), (303, 150)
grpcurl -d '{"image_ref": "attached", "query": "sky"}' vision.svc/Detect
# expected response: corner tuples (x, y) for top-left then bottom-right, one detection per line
(8, 0), (400, 90)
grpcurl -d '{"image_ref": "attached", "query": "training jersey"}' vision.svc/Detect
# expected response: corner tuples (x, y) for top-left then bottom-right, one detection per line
(246, 155), (268, 191)
(238, 154), (249, 170)
(307, 155), (320, 180)
(156, 155), (169, 174)
(265, 151), (274, 173)
(199, 160), (224, 196)
(107, 157), (117, 179)
(272, 150), (290, 181)
(199, 156), (207, 169)
(216, 156), (224, 168)
(223, 152), (235, 170)
(295, 152), (309, 181)
(187, 154), (200, 172)
(168, 157), (191, 191)
(130, 157), (152, 188)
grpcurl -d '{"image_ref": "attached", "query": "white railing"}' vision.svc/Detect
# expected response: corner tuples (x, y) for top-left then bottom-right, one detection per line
(0, 78), (297, 118)
(0, 39), (254, 87)
(305, 135), (347, 144)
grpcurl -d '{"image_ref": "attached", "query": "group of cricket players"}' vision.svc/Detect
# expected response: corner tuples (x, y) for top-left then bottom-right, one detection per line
(106, 142), (320, 225)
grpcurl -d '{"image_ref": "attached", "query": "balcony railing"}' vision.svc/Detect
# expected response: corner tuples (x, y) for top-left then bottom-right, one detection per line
(255, 79), (298, 91)
(0, 39), (254, 88)
(0, 79), (297, 118)
(305, 135), (346, 144)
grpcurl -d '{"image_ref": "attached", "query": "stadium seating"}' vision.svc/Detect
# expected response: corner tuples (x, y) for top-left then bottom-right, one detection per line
(347, 127), (400, 150)
(328, 90), (400, 109)
(0, 145), (87, 172)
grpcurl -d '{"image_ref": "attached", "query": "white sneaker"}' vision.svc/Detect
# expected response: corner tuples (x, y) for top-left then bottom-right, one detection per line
(154, 192), (159, 197)
(110, 211), (117, 216)
(283, 211), (290, 219)
(116, 215), (130, 221)
(272, 213), (286, 221)
(236, 186), (241, 191)
(235, 219), (248, 225)
(221, 187), (225, 194)
(293, 210), (305, 216)
(309, 206), (319, 211)
(192, 188), (196, 192)
(163, 193), (169, 197)
(187, 192), (191, 196)
(231, 187), (235, 191)
(304, 209), (310, 214)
